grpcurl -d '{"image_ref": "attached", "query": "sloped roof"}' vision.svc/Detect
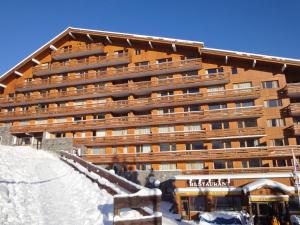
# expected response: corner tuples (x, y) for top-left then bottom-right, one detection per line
(242, 179), (294, 194)
(1, 27), (300, 83)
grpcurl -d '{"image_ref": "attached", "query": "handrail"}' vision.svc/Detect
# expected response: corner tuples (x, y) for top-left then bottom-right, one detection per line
(15, 58), (202, 89)
(52, 43), (104, 56)
(0, 87), (260, 119)
(9, 107), (263, 133)
(1, 73), (227, 105)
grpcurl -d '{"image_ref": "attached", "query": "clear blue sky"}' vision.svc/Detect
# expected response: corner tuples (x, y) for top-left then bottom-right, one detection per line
(0, 0), (299, 75)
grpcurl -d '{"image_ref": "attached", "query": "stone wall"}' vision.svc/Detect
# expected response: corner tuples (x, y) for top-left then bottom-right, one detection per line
(41, 138), (73, 153)
(0, 126), (14, 145)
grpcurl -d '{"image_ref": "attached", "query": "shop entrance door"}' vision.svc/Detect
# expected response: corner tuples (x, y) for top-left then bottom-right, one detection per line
(251, 202), (287, 225)
(180, 197), (190, 220)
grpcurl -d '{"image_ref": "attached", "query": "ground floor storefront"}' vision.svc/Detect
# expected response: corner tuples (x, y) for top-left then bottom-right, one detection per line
(173, 173), (300, 224)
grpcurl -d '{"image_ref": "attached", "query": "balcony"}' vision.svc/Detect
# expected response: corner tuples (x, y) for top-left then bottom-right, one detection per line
(286, 124), (300, 136)
(82, 145), (296, 164)
(32, 53), (131, 76)
(0, 88), (261, 121)
(73, 127), (264, 146)
(289, 103), (300, 116)
(51, 43), (105, 60)
(285, 83), (300, 98)
(16, 58), (202, 91)
(3, 74), (229, 107)
(9, 106), (263, 134)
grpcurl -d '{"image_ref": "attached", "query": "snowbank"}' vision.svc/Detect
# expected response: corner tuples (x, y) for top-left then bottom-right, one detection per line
(199, 211), (247, 225)
(291, 215), (300, 225)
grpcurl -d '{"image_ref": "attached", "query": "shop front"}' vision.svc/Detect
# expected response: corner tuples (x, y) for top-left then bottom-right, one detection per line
(173, 173), (300, 224)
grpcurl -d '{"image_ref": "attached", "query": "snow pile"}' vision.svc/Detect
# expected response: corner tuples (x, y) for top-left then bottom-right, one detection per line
(291, 215), (300, 225)
(0, 145), (114, 225)
(199, 211), (247, 225)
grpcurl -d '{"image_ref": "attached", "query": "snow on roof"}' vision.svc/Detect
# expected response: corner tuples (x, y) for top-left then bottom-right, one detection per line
(115, 187), (162, 198)
(202, 47), (300, 63)
(173, 172), (297, 180)
(242, 179), (294, 194)
(176, 187), (242, 193)
(69, 26), (204, 45)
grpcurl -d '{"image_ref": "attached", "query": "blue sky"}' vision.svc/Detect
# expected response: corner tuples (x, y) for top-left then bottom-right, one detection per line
(0, 0), (299, 75)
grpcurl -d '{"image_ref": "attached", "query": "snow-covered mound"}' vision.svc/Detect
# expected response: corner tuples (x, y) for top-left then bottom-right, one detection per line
(0, 145), (113, 225)
(291, 215), (300, 225)
(199, 211), (247, 225)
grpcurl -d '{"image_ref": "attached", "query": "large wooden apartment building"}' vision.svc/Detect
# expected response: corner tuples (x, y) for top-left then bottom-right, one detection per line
(1, 27), (300, 223)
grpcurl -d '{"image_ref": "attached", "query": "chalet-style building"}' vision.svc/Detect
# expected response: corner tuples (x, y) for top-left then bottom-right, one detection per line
(1, 27), (300, 224)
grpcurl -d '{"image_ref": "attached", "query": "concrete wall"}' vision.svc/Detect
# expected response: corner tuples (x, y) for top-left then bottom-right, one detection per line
(0, 126), (14, 145)
(41, 138), (73, 153)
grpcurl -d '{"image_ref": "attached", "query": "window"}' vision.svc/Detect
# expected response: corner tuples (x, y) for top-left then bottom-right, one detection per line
(207, 85), (225, 94)
(184, 124), (202, 132)
(19, 121), (29, 126)
(95, 130), (106, 137)
(182, 71), (198, 77)
(136, 163), (152, 171)
(214, 196), (241, 211)
(289, 196), (300, 211)
(270, 139), (287, 146)
(211, 121), (229, 130)
(184, 105), (200, 112)
(157, 107), (174, 115)
(214, 160), (226, 169)
(212, 140), (231, 149)
(231, 67), (238, 75)
(158, 125), (175, 133)
(35, 119), (47, 125)
(183, 88), (199, 94)
(185, 141), (204, 150)
(93, 113), (105, 120)
(233, 82), (252, 89)
(206, 67), (224, 74)
(112, 129), (127, 136)
(56, 117), (67, 123)
(208, 103), (227, 110)
(190, 196), (206, 211)
(111, 147), (117, 154)
(160, 163), (177, 170)
(267, 118), (285, 127)
(135, 127), (151, 135)
(186, 162), (204, 170)
(237, 119), (257, 128)
(160, 143), (176, 152)
(135, 144), (151, 153)
(114, 50), (127, 56)
(135, 49), (141, 55)
(55, 133), (66, 138)
(73, 100), (85, 106)
(236, 101), (254, 108)
(240, 139), (260, 148)
(242, 159), (261, 168)
(93, 98), (106, 104)
(135, 61), (149, 67)
(262, 80), (279, 89)
(156, 58), (172, 64)
(264, 99), (282, 108)
(92, 147), (105, 155)
(158, 90), (174, 97)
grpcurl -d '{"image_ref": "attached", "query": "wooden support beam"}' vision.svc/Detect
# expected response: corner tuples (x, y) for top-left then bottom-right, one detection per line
(87, 34), (94, 42)
(69, 32), (76, 39)
(50, 45), (58, 51)
(0, 83), (7, 88)
(172, 43), (177, 52)
(282, 64), (287, 72)
(148, 41), (153, 49)
(32, 58), (40, 64)
(14, 71), (23, 77)
(225, 55), (228, 64)
(106, 36), (112, 44)
(126, 39), (132, 46)
(252, 59), (257, 68)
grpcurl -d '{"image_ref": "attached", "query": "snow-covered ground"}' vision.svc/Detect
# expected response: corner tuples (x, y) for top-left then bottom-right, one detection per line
(0, 145), (113, 225)
(0, 145), (196, 225)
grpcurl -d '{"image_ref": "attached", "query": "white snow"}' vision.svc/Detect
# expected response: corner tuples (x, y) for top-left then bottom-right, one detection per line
(0, 145), (114, 225)
(198, 211), (248, 225)
(291, 215), (300, 225)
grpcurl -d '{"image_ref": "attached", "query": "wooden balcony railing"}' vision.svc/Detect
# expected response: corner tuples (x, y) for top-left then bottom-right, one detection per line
(73, 127), (265, 146)
(1, 73), (229, 107)
(289, 103), (300, 116)
(16, 58), (202, 91)
(51, 43), (104, 60)
(32, 52), (131, 76)
(83, 146), (300, 164)
(286, 83), (300, 98)
(0, 88), (261, 121)
(9, 106), (263, 134)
